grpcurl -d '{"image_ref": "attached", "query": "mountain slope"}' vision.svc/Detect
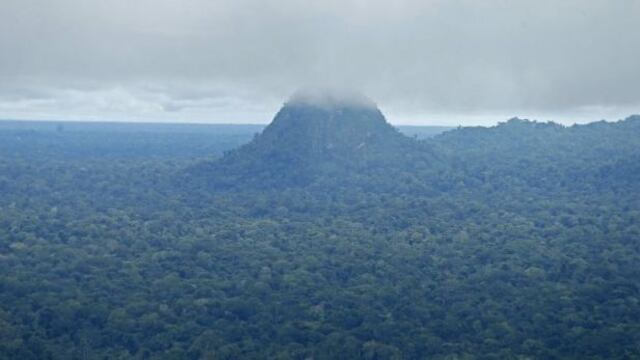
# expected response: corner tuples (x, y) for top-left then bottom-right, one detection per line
(189, 93), (430, 190)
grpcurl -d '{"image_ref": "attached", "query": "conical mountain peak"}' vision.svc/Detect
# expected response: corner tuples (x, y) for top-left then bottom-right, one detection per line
(191, 92), (416, 189)
(254, 91), (401, 160)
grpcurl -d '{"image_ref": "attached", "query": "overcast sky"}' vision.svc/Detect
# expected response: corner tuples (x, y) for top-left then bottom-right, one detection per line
(1, 0), (639, 125)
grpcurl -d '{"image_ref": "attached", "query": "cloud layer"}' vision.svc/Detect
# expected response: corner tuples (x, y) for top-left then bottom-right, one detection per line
(1, 0), (639, 125)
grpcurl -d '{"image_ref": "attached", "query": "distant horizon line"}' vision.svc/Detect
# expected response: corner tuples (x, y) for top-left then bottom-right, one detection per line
(0, 117), (458, 128)
(0, 114), (637, 128)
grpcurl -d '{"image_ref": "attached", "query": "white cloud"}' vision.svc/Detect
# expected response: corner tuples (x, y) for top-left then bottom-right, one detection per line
(0, 0), (639, 125)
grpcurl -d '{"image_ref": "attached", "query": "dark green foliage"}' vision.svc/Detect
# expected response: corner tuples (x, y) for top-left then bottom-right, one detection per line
(0, 114), (639, 359)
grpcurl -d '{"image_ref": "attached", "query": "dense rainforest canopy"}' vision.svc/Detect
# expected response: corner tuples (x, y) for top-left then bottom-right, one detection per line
(0, 104), (639, 359)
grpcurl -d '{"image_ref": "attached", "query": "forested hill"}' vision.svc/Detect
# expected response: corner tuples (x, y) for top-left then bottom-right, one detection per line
(1, 112), (640, 359)
(188, 96), (429, 190)
(430, 116), (640, 192)
(189, 99), (640, 195)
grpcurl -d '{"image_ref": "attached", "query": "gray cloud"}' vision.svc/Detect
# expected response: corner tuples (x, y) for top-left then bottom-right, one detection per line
(1, 0), (639, 125)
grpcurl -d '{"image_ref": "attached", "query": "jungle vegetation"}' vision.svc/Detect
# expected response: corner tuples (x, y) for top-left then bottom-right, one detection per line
(0, 107), (639, 359)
